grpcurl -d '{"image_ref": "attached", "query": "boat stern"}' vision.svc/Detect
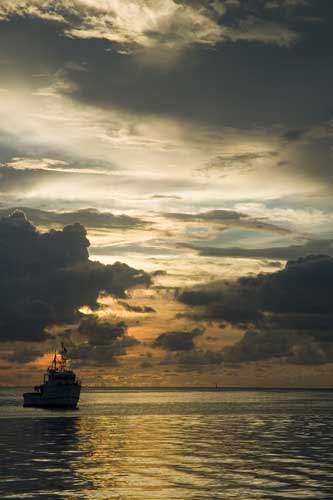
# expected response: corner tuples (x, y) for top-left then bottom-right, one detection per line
(23, 392), (43, 407)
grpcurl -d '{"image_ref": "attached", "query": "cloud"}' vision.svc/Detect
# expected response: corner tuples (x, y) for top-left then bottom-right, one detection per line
(189, 238), (333, 260)
(174, 349), (224, 366)
(265, 0), (309, 9)
(0, 206), (146, 230)
(178, 254), (333, 364)
(118, 301), (156, 313)
(223, 329), (333, 365)
(159, 348), (224, 369)
(140, 358), (153, 368)
(3, 345), (45, 363)
(165, 209), (292, 235)
(0, 0), (222, 52)
(179, 283), (263, 327)
(78, 315), (127, 344)
(0, 210), (151, 342)
(153, 327), (204, 351)
(70, 337), (138, 366)
(179, 254), (333, 324)
(282, 129), (308, 142)
(69, 314), (139, 366)
(0, 77), (329, 206)
(0, 0), (301, 56)
(150, 194), (183, 200)
(225, 16), (299, 47)
(199, 151), (279, 176)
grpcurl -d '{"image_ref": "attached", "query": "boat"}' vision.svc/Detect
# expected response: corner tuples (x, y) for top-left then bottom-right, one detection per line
(23, 343), (81, 409)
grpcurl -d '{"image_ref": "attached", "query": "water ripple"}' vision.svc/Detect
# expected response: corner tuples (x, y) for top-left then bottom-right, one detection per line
(0, 390), (332, 499)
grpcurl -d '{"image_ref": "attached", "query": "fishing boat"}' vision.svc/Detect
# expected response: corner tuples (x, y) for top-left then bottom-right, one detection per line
(23, 344), (81, 409)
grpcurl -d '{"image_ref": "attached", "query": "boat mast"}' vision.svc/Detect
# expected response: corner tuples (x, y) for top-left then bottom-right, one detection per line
(52, 351), (57, 370)
(59, 342), (68, 370)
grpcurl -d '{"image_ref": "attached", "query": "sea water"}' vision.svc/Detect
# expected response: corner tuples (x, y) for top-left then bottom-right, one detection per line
(0, 388), (332, 499)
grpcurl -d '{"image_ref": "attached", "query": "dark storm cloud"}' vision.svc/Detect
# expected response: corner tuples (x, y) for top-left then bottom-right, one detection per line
(0, 207), (146, 230)
(153, 328), (204, 351)
(78, 316), (127, 345)
(179, 284), (263, 327)
(0, 0), (327, 133)
(265, 312), (333, 331)
(189, 238), (333, 260)
(69, 339), (138, 367)
(3, 346), (44, 364)
(223, 329), (333, 365)
(179, 255), (333, 323)
(178, 254), (333, 364)
(166, 209), (292, 235)
(56, 2), (331, 131)
(69, 315), (139, 366)
(0, 210), (151, 342)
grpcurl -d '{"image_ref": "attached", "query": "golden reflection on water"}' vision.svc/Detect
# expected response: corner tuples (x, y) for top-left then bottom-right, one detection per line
(68, 412), (333, 500)
(1, 390), (333, 500)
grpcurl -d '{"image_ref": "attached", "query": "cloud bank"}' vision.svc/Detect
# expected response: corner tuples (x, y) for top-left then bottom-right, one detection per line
(179, 255), (333, 364)
(0, 210), (151, 342)
(69, 315), (139, 366)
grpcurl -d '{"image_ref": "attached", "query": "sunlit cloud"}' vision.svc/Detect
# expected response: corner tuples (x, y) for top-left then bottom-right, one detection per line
(0, 0), (301, 59)
(0, 74), (325, 209)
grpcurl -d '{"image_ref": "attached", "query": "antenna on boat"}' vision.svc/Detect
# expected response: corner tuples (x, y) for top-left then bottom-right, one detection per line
(59, 342), (68, 371)
(52, 350), (57, 370)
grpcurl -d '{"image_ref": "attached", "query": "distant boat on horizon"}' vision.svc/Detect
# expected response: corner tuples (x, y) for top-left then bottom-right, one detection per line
(23, 344), (81, 409)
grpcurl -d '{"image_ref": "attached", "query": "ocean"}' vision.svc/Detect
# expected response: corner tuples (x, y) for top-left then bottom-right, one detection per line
(0, 388), (332, 499)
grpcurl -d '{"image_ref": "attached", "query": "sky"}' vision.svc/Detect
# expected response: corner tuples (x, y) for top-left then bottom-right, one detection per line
(0, 0), (333, 387)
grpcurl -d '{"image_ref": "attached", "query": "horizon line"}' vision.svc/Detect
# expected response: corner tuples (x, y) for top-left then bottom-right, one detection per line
(2, 386), (332, 391)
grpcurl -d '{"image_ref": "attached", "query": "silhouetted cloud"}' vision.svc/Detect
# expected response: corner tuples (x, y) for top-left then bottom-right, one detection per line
(3, 346), (44, 364)
(0, 210), (151, 342)
(189, 238), (333, 260)
(179, 284), (263, 327)
(78, 316), (127, 344)
(178, 255), (333, 364)
(70, 315), (139, 366)
(223, 329), (333, 365)
(180, 255), (333, 324)
(0, 207), (146, 230)
(153, 328), (204, 351)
